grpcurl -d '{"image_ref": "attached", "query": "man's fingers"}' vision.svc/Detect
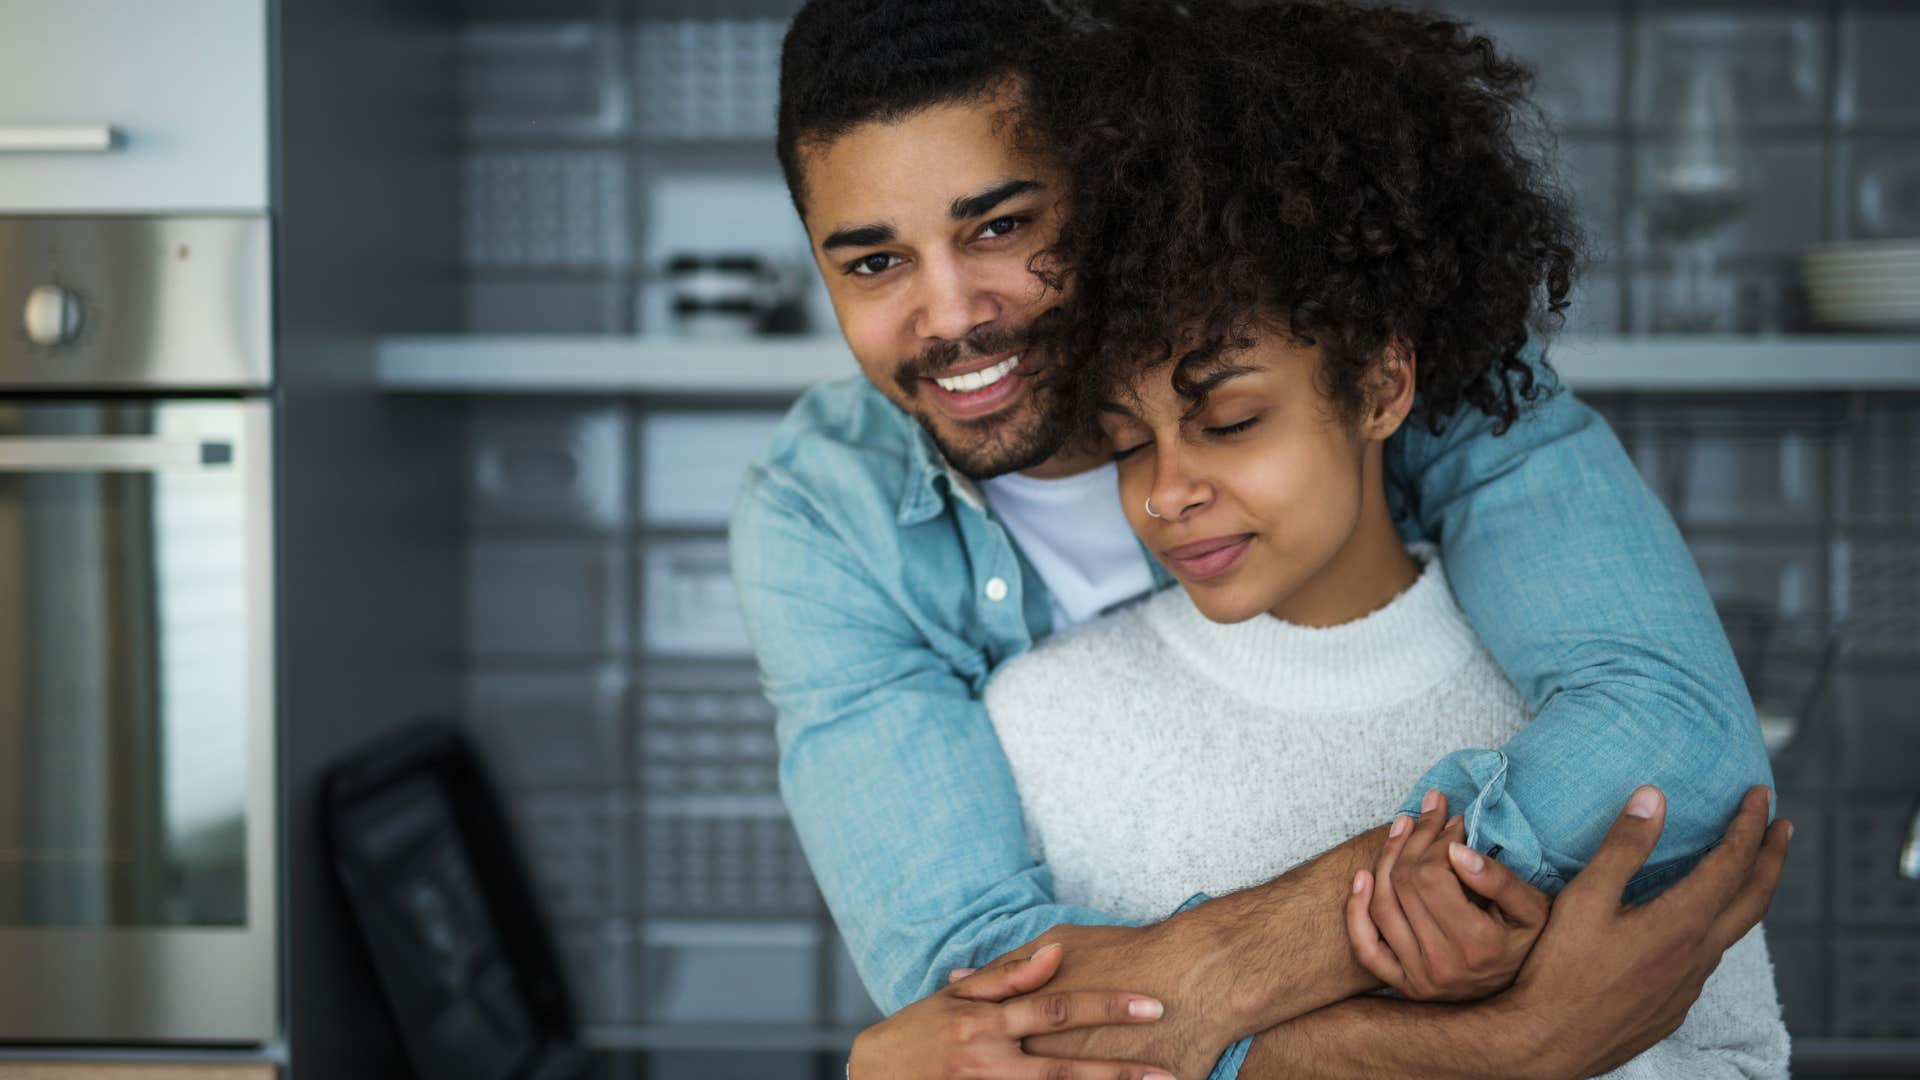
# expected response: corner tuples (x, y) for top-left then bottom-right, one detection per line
(1448, 842), (1551, 928)
(1707, 817), (1792, 951)
(1015, 1057), (1174, 1080)
(1564, 785), (1667, 907)
(949, 942), (1063, 1001)
(1000, 989), (1166, 1039)
(948, 968), (976, 984)
(1347, 870), (1409, 992)
(1648, 786), (1775, 920)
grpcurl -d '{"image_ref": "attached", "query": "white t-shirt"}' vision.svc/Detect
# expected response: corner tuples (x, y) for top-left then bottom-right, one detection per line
(981, 463), (1155, 631)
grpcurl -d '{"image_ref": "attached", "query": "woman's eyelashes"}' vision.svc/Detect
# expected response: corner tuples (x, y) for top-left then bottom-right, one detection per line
(1203, 415), (1261, 438)
(1110, 414), (1260, 460)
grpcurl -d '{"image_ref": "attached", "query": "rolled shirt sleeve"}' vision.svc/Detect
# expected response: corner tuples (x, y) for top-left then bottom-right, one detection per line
(1389, 370), (1774, 900)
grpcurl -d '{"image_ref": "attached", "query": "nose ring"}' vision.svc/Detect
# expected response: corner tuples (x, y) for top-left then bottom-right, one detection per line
(1144, 496), (1163, 519)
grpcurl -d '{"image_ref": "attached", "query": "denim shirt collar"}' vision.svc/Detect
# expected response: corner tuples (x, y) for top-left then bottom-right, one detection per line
(896, 417), (987, 526)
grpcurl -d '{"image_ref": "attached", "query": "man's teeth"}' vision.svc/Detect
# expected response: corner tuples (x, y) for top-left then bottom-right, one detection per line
(934, 354), (1021, 394)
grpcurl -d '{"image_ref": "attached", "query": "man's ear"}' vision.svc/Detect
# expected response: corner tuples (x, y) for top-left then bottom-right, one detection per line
(1361, 337), (1417, 439)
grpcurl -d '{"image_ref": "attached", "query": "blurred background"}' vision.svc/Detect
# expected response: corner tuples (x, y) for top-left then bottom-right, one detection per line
(0, 0), (1916, 1078)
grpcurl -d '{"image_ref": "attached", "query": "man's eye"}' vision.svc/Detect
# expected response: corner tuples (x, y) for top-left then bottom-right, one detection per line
(1111, 442), (1149, 461)
(1204, 417), (1260, 437)
(976, 215), (1026, 240)
(847, 253), (899, 277)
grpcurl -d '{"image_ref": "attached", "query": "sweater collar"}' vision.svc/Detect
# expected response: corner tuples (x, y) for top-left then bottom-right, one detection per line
(1144, 544), (1484, 712)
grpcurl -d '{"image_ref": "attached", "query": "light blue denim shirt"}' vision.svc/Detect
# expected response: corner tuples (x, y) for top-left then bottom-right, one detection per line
(730, 367), (1772, 1077)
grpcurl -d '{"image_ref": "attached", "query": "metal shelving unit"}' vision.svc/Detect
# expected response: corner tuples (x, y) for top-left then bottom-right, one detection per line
(378, 334), (1920, 394)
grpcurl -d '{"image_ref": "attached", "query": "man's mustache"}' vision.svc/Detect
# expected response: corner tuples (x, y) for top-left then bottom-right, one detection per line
(892, 310), (1069, 397)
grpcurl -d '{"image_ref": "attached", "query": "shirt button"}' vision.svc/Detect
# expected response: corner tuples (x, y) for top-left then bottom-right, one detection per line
(984, 577), (1009, 602)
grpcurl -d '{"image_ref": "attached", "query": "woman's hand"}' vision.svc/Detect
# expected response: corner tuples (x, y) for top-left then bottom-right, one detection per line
(1344, 788), (1551, 1001)
(848, 942), (1175, 1080)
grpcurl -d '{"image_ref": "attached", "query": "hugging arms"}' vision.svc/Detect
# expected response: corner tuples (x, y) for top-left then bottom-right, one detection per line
(735, 382), (1785, 1080)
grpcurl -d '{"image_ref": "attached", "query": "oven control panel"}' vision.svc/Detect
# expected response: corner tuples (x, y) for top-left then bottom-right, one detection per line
(0, 215), (270, 389)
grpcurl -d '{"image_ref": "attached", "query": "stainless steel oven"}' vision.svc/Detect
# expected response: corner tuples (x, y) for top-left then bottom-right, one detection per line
(0, 215), (275, 1043)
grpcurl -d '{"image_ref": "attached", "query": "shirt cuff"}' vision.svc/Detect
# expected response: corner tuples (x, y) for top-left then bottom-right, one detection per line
(1207, 1036), (1254, 1080)
(1394, 748), (1562, 893)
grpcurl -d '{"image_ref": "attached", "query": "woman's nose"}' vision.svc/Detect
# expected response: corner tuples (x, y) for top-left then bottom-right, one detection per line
(1147, 449), (1211, 522)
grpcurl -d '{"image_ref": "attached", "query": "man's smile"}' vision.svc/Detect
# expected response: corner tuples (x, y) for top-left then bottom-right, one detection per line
(919, 350), (1032, 420)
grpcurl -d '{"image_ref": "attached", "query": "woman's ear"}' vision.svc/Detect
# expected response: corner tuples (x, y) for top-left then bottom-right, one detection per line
(1361, 338), (1416, 439)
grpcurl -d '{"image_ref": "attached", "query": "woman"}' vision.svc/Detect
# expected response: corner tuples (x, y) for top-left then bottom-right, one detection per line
(847, 1), (1788, 1077)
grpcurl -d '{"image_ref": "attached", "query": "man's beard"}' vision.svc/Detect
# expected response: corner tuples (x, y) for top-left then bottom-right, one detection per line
(892, 316), (1074, 480)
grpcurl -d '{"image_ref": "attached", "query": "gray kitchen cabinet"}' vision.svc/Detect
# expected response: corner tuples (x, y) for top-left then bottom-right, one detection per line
(0, 0), (268, 212)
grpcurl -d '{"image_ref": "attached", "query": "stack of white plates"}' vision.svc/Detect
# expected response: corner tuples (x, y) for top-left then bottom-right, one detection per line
(1804, 239), (1920, 330)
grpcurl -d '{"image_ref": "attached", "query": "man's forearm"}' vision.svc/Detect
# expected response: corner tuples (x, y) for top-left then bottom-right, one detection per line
(1021, 824), (1390, 1071)
(1238, 993), (1534, 1080)
(1158, 825), (1388, 1030)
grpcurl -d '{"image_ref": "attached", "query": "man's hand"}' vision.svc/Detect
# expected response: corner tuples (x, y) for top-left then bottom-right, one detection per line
(853, 942), (1174, 1080)
(1237, 784), (1791, 1080)
(1345, 789), (1551, 1001)
(1491, 783), (1790, 1080)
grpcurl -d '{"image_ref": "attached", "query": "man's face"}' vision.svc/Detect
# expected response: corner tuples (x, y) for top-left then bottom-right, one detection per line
(795, 87), (1073, 478)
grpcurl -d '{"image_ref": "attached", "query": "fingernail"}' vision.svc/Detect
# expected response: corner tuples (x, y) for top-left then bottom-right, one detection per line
(1421, 789), (1441, 813)
(1446, 813), (1463, 830)
(1626, 786), (1661, 819)
(1449, 842), (1485, 874)
(1129, 998), (1164, 1019)
(1389, 815), (1410, 838)
(949, 968), (975, 981)
(1352, 871), (1367, 894)
(1144, 1073), (1174, 1080)
(1032, 942), (1062, 961)
(1786, 821), (1795, 841)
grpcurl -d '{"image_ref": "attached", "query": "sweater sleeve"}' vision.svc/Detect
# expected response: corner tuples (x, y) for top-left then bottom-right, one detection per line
(1592, 927), (1790, 1080)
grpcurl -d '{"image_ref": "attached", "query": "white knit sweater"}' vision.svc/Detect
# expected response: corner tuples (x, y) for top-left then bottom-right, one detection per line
(984, 550), (1789, 1078)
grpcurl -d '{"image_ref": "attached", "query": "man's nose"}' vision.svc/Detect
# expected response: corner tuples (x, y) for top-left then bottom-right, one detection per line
(913, 256), (999, 345)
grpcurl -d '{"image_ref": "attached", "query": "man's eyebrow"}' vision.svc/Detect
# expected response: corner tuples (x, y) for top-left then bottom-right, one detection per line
(951, 179), (1042, 221)
(820, 223), (896, 252)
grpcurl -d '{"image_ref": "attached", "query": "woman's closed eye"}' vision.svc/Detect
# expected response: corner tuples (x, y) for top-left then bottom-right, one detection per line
(1203, 415), (1261, 438)
(1111, 440), (1151, 461)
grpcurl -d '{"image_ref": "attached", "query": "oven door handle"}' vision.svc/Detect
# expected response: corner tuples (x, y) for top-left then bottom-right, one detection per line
(0, 125), (121, 153)
(0, 436), (232, 472)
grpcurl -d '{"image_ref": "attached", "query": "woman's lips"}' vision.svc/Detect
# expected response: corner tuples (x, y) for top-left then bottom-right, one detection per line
(1163, 534), (1254, 580)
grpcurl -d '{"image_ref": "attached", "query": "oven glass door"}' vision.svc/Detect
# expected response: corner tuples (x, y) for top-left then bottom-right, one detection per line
(0, 398), (274, 1043)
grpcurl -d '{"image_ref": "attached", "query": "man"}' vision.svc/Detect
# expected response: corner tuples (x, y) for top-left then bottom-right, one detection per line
(729, 1), (1783, 1076)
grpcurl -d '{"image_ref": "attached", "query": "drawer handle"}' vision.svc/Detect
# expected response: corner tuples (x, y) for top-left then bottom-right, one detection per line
(0, 436), (230, 472)
(0, 125), (121, 153)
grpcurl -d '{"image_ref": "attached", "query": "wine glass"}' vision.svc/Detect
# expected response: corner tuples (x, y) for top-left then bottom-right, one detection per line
(1639, 59), (1749, 333)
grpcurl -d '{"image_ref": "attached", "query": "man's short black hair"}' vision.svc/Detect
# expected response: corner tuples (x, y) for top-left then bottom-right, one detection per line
(776, 0), (1058, 218)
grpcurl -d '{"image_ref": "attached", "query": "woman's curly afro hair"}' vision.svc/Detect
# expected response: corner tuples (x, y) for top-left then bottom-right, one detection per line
(1025, 0), (1586, 435)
